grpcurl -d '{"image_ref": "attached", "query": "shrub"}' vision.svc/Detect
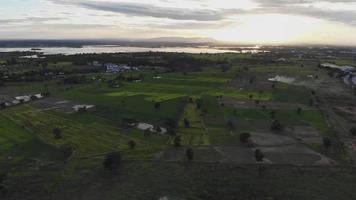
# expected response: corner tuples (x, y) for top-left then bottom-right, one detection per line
(271, 120), (283, 131)
(255, 149), (264, 162)
(174, 136), (182, 147)
(323, 137), (331, 148)
(128, 140), (136, 149)
(186, 148), (194, 161)
(53, 128), (62, 139)
(239, 132), (251, 144)
(103, 152), (121, 171)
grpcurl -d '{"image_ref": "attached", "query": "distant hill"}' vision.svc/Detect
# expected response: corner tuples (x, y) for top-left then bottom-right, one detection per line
(143, 37), (217, 44)
(0, 38), (218, 48)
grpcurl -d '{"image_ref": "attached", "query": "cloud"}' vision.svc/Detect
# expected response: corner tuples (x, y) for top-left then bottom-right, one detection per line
(48, 0), (236, 21)
(253, 0), (356, 25)
(48, 0), (356, 26)
(0, 17), (63, 25)
(150, 20), (234, 30)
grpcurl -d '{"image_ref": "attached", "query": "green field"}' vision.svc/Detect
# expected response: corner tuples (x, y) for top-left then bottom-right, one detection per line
(1, 51), (355, 200)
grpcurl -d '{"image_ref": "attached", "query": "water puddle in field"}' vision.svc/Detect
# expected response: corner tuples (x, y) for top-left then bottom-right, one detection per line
(137, 122), (167, 134)
(268, 75), (295, 84)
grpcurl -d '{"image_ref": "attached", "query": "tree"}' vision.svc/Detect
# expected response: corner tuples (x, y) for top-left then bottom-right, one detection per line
(297, 107), (302, 115)
(144, 129), (151, 138)
(60, 144), (73, 162)
(164, 118), (177, 129)
(184, 118), (190, 128)
(255, 100), (260, 105)
(240, 132), (251, 144)
(154, 102), (161, 110)
(227, 119), (237, 131)
(262, 105), (267, 110)
(0, 102), (5, 110)
(103, 152), (121, 171)
(53, 128), (62, 139)
(128, 140), (136, 149)
(323, 137), (331, 148)
(271, 120), (283, 131)
(174, 136), (181, 147)
(0, 173), (7, 197)
(255, 149), (264, 162)
(350, 127), (356, 136)
(186, 148), (194, 161)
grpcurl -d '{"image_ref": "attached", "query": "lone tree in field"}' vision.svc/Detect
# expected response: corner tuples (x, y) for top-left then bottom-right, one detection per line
(0, 173), (7, 196)
(240, 132), (251, 144)
(103, 152), (121, 171)
(350, 127), (356, 136)
(227, 119), (236, 131)
(0, 102), (5, 110)
(128, 140), (136, 149)
(53, 128), (62, 139)
(271, 120), (283, 131)
(255, 149), (264, 162)
(186, 148), (194, 161)
(184, 118), (190, 128)
(174, 136), (182, 147)
(297, 107), (302, 115)
(60, 144), (73, 162)
(154, 102), (161, 110)
(323, 137), (331, 148)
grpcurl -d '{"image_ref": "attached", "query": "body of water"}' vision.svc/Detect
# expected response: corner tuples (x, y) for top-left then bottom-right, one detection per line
(0, 45), (264, 55)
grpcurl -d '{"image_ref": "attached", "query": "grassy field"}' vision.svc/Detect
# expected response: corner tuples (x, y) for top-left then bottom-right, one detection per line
(175, 103), (210, 146)
(1, 105), (168, 160)
(2, 53), (355, 199)
(0, 113), (61, 168)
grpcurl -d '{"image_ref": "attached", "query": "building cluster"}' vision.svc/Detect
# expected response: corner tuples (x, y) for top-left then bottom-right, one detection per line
(321, 63), (356, 88)
(105, 63), (139, 73)
(0, 93), (44, 109)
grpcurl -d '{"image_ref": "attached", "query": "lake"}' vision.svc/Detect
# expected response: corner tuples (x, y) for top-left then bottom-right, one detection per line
(0, 45), (264, 55)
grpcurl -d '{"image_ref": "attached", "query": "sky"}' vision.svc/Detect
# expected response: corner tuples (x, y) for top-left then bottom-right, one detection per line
(0, 0), (356, 45)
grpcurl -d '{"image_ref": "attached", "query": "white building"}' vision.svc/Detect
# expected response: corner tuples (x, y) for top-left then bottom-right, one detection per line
(321, 63), (355, 73)
(73, 104), (96, 112)
(105, 63), (139, 73)
(15, 95), (31, 103)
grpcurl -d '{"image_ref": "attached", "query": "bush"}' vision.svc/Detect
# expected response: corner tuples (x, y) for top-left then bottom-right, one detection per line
(297, 107), (302, 115)
(184, 118), (190, 128)
(271, 120), (283, 131)
(53, 128), (62, 139)
(186, 148), (194, 161)
(128, 140), (136, 149)
(323, 137), (331, 148)
(103, 152), (121, 171)
(60, 144), (73, 162)
(239, 132), (251, 144)
(255, 149), (264, 162)
(174, 136), (182, 147)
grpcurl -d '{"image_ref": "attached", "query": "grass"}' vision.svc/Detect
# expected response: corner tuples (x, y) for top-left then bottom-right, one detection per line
(175, 103), (210, 146)
(0, 112), (60, 167)
(1, 105), (168, 160)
